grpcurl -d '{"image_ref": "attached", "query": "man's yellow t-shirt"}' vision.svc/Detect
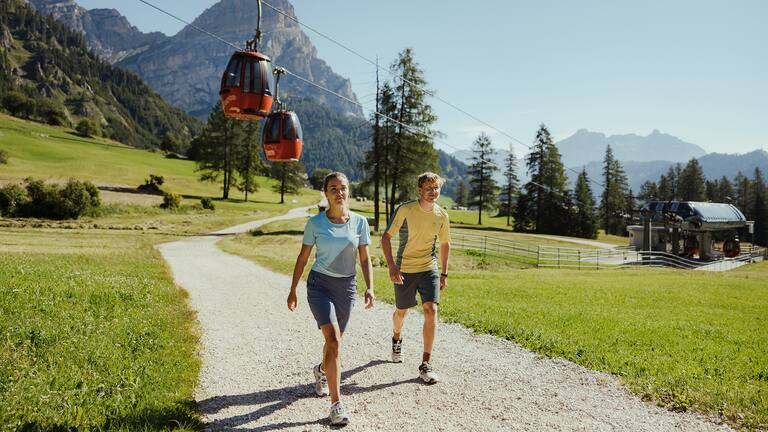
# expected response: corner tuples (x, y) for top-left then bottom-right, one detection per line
(385, 200), (450, 273)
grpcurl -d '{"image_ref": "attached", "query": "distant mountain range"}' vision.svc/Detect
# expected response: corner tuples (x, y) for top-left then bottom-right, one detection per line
(27, 0), (362, 119)
(453, 130), (767, 196)
(557, 129), (706, 168)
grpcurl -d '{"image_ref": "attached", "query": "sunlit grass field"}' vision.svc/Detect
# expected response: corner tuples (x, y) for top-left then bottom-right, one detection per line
(0, 229), (200, 431)
(220, 219), (768, 431)
(0, 115), (321, 429)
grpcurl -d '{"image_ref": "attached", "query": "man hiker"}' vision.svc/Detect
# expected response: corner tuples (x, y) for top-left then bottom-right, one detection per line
(381, 172), (451, 383)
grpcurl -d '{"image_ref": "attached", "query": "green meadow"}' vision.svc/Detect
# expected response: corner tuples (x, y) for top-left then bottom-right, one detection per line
(220, 218), (768, 431)
(3, 114), (767, 430)
(0, 115), (319, 429)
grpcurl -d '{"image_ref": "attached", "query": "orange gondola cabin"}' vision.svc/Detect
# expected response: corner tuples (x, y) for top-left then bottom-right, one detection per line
(219, 51), (274, 120)
(263, 110), (303, 161)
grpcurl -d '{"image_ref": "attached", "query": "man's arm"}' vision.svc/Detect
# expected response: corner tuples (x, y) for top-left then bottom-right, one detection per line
(381, 232), (404, 284)
(439, 242), (450, 289)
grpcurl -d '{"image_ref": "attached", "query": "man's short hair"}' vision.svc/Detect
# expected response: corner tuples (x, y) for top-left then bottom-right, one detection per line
(417, 172), (444, 188)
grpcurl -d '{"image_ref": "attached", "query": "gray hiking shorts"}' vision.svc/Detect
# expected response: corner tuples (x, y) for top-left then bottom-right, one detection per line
(306, 270), (357, 333)
(394, 269), (440, 309)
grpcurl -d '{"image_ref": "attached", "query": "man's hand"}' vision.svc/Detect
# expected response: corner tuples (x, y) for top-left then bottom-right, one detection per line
(364, 289), (375, 309)
(439, 274), (447, 290)
(389, 265), (404, 284)
(287, 291), (297, 311)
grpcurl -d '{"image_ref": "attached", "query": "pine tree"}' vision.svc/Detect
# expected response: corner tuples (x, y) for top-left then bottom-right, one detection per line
(386, 49), (439, 218)
(678, 158), (706, 201)
(455, 180), (467, 208)
(718, 176), (735, 203)
(499, 147), (520, 226)
(193, 103), (242, 199)
(638, 180), (659, 202)
(467, 132), (499, 225)
(734, 172), (751, 216)
(658, 174), (673, 201)
(573, 169), (598, 238)
(751, 168), (767, 246)
(270, 162), (306, 204)
(600, 145), (629, 235)
(234, 121), (265, 202)
(519, 124), (570, 234)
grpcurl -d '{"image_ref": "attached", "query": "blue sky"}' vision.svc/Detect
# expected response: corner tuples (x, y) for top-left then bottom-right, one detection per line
(77, 0), (767, 156)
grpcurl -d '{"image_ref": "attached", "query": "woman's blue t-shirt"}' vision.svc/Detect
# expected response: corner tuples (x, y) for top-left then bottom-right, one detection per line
(302, 211), (371, 278)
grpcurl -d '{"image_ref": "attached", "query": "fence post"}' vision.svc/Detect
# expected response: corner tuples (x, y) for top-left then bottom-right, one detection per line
(596, 250), (600, 270)
(557, 248), (561, 268)
(578, 250), (581, 271)
(537, 245), (541, 268)
(483, 236), (487, 254)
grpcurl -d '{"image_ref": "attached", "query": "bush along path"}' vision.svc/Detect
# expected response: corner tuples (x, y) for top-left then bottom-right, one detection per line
(158, 207), (732, 431)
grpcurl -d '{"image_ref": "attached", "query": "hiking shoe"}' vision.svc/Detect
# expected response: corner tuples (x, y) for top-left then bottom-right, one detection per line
(391, 337), (403, 363)
(313, 363), (329, 397)
(419, 362), (439, 384)
(329, 401), (350, 425)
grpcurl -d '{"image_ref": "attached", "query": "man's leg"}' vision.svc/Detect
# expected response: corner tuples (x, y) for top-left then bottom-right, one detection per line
(392, 308), (408, 340)
(421, 301), (438, 364)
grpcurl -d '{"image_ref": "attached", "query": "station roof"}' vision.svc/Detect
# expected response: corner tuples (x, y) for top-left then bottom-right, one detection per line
(640, 201), (748, 231)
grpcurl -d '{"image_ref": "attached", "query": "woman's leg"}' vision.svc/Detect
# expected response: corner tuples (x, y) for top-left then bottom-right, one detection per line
(319, 322), (342, 403)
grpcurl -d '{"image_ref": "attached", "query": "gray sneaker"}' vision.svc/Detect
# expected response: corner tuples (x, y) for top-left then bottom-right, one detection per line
(419, 362), (439, 384)
(391, 338), (403, 363)
(313, 363), (329, 396)
(329, 401), (350, 425)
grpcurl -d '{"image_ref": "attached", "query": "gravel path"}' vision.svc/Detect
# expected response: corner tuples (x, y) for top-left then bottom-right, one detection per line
(158, 207), (731, 431)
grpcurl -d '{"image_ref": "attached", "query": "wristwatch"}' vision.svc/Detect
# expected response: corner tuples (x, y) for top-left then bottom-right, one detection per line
(440, 273), (448, 278)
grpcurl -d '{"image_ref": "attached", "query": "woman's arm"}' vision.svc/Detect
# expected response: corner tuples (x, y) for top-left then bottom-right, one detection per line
(288, 244), (313, 311)
(358, 244), (375, 309)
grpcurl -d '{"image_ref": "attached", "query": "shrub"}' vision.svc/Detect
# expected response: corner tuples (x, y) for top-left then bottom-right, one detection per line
(2, 91), (35, 119)
(0, 149), (8, 165)
(160, 191), (181, 210)
(58, 179), (101, 219)
(75, 118), (100, 137)
(37, 98), (68, 126)
(0, 184), (28, 217)
(137, 174), (165, 194)
(14, 178), (100, 219)
(200, 197), (215, 211)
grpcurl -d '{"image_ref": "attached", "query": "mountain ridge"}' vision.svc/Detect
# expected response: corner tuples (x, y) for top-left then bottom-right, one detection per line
(28, 0), (362, 119)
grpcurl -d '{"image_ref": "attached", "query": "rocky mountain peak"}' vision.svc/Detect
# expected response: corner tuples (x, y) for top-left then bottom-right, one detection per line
(32, 0), (361, 119)
(116, 0), (361, 119)
(26, 0), (168, 62)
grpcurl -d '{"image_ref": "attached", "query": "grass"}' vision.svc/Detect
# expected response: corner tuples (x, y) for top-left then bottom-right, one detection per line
(597, 229), (632, 246)
(0, 113), (288, 201)
(221, 218), (768, 431)
(0, 229), (200, 431)
(0, 114), (323, 429)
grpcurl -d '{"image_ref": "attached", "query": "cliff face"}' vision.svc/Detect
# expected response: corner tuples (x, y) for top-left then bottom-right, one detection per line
(30, 0), (362, 119)
(117, 0), (361, 119)
(26, 0), (168, 62)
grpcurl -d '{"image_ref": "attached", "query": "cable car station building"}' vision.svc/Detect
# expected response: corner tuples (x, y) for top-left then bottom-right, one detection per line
(627, 201), (751, 261)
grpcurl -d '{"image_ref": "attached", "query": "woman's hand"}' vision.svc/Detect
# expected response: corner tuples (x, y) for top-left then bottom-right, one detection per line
(364, 289), (375, 309)
(287, 291), (297, 311)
